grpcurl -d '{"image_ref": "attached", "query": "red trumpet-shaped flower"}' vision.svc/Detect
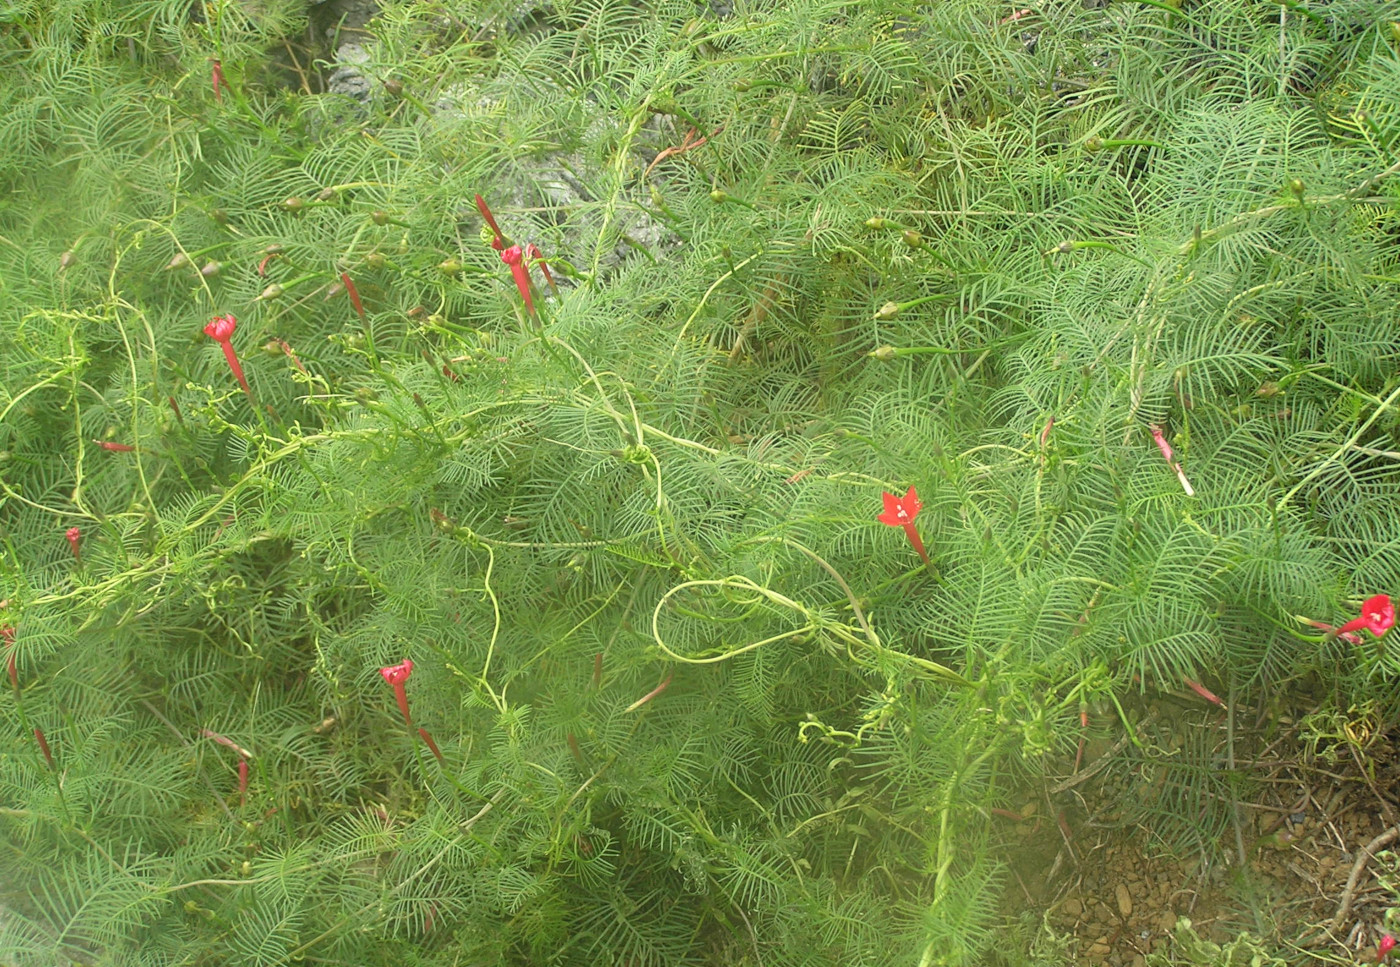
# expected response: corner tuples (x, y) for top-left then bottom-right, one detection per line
(878, 486), (931, 566)
(380, 659), (444, 763)
(500, 245), (536, 316)
(1378, 934), (1396, 962)
(204, 314), (253, 398)
(380, 659), (414, 724)
(1148, 424), (1195, 496)
(65, 526), (82, 565)
(1336, 593), (1395, 639)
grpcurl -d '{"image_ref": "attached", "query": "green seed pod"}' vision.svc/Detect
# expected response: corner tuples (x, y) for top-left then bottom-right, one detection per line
(371, 210), (389, 226)
(281, 196), (304, 213)
(200, 260), (222, 277)
(316, 187), (337, 202)
(709, 189), (729, 203)
(901, 230), (923, 248)
(870, 346), (897, 361)
(363, 251), (387, 269)
(865, 217), (886, 229)
(874, 302), (900, 320)
(259, 283), (283, 300)
(1288, 178), (1305, 197)
(1085, 136), (1103, 152)
(438, 258), (462, 276)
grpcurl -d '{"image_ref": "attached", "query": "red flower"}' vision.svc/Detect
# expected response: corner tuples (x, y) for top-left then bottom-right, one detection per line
(379, 659), (444, 764)
(1379, 935), (1396, 962)
(877, 486), (931, 566)
(1336, 594), (1395, 638)
(501, 245), (536, 316)
(93, 440), (136, 452)
(65, 526), (82, 565)
(238, 759), (249, 801)
(204, 315), (253, 398)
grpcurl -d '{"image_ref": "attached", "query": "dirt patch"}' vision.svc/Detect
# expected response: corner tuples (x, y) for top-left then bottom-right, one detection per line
(1002, 694), (1400, 964)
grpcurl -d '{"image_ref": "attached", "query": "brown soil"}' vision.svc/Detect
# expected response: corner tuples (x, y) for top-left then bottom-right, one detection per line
(1001, 692), (1400, 965)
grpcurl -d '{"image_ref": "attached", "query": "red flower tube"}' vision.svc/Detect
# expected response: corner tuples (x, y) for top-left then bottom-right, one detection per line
(500, 245), (536, 316)
(1336, 593), (1394, 639)
(238, 759), (249, 801)
(1148, 424), (1195, 496)
(1378, 935), (1396, 962)
(204, 314), (253, 398)
(65, 526), (82, 565)
(379, 659), (444, 764)
(877, 486), (931, 566)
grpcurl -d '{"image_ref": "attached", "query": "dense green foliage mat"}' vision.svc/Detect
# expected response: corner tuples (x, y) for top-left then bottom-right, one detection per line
(2, 0), (1400, 963)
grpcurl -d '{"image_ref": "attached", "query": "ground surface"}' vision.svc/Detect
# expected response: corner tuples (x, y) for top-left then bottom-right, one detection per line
(1003, 692), (1400, 965)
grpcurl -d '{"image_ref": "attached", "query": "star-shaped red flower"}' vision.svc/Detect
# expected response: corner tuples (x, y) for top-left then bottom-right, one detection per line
(1337, 594), (1395, 638)
(877, 486), (930, 566)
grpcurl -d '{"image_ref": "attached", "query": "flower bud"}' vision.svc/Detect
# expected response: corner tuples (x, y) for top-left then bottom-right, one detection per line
(258, 283), (283, 300)
(1056, 240), (1076, 254)
(1085, 135), (1103, 152)
(1288, 178), (1305, 197)
(870, 346), (897, 361)
(438, 258), (461, 276)
(875, 302), (900, 320)
(709, 189), (728, 203)
(865, 217), (886, 229)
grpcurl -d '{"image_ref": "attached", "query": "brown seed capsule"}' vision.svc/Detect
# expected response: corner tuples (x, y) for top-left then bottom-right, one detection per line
(316, 187), (337, 202)
(325, 281), (345, 300)
(166, 253), (191, 270)
(407, 305), (426, 319)
(384, 78), (404, 96)
(58, 250), (77, 272)
(200, 260), (222, 277)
